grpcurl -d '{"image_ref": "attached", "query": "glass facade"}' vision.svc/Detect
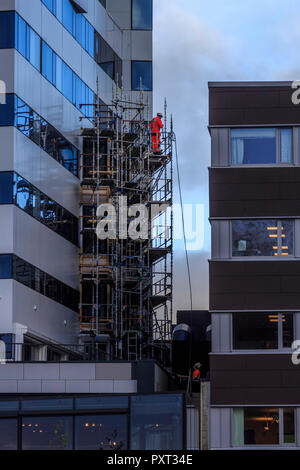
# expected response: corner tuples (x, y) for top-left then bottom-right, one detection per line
(130, 394), (183, 450)
(132, 61), (153, 91)
(0, 171), (78, 245)
(0, 254), (79, 312)
(132, 0), (153, 30)
(232, 313), (294, 350)
(233, 407), (295, 446)
(41, 0), (122, 85)
(0, 394), (184, 450)
(0, 94), (79, 176)
(231, 128), (292, 164)
(232, 219), (294, 257)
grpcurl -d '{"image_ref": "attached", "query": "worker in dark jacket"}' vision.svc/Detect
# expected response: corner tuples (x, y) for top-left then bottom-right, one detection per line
(150, 113), (164, 153)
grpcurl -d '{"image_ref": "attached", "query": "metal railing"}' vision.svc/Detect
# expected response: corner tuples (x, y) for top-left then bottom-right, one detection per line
(0, 343), (111, 362)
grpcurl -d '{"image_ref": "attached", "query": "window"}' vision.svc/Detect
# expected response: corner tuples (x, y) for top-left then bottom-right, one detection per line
(42, 0), (57, 14)
(130, 394), (183, 450)
(0, 172), (13, 204)
(232, 219), (294, 257)
(22, 416), (73, 450)
(22, 398), (73, 411)
(132, 0), (153, 30)
(75, 414), (127, 450)
(14, 95), (79, 176)
(42, 41), (56, 84)
(29, 28), (41, 70)
(0, 419), (18, 450)
(0, 255), (12, 279)
(62, 0), (75, 34)
(231, 128), (292, 164)
(233, 408), (295, 446)
(0, 11), (15, 49)
(232, 313), (293, 350)
(132, 61), (152, 91)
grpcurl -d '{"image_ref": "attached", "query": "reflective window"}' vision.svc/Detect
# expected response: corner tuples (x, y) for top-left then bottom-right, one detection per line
(22, 416), (73, 450)
(12, 173), (78, 246)
(232, 313), (293, 350)
(0, 334), (14, 360)
(29, 28), (41, 70)
(0, 172), (13, 204)
(0, 255), (12, 279)
(62, 0), (75, 35)
(132, 0), (153, 30)
(42, 0), (57, 14)
(233, 407), (295, 446)
(12, 255), (79, 312)
(75, 396), (128, 410)
(232, 219), (294, 257)
(42, 41), (56, 84)
(0, 400), (18, 412)
(0, 419), (18, 450)
(14, 96), (79, 176)
(75, 414), (127, 450)
(231, 128), (292, 164)
(132, 61), (152, 91)
(0, 11), (15, 49)
(131, 394), (183, 450)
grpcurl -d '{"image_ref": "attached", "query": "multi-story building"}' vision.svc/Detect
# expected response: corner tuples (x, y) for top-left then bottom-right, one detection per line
(0, 0), (153, 357)
(209, 81), (300, 449)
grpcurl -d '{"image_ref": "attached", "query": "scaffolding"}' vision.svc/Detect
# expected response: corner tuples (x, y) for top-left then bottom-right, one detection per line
(79, 87), (173, 364)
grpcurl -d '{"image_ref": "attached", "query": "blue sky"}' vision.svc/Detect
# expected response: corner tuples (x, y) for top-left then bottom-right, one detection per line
(153, 0), (300, 313)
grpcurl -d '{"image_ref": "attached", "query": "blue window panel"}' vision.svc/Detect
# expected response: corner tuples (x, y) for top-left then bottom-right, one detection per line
(62, 0), (75, 35)
(75, 396), (128, 410)
(42, 41), (55, 84)
(0, 93), (14, 126)
(29, 28), (41, 70)
(0, 419), (17, 450)
(0, 172), (13, 204)
(280, 128), (292, 163)
(0, 334), (14, 360)
(0, 11), (15, 49)
(62, 62), (73, 103)
(231, 128), (277, 164)
(87, 22), (94, 56)
(74, 75), (84, 109)
(132, 61), (152, 91)
(132, 0), (153, 30)
(0, 399), (18, 412)
(0, 255), (12, 279)
(16, 15), (27, 58)
(55, 55), (63, 92)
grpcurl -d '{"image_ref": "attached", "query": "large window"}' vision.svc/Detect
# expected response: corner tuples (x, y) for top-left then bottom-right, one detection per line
(22, 416), (73, 450)
(231, 128), (292, 164)
(131, 394), (183, 450)
(0, 254), (78, 312)
(233, 408), (295, 446)
(75, 414), (128, 450)
(232, 313), (294, 350)
(232, 219), (294, 257)
(0, 172), (13, 204)
(132, 61), (153, 91)
(0, 419), (18, 450)
(14, 95), (79, 176)
(0, 11), (15, 49)
(132, 0), (153, 30)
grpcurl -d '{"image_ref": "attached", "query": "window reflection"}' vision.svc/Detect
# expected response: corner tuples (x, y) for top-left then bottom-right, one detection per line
(131, 395), (183, 450)
(132, 0), (153, 30)
(132, 61), (153, 91)
(15, 96), (79, 176)
(75, 414), (127, 450)
(22, 416), (73, 450)
(232, 220), (294, 257)
(232, 313), (293, 350)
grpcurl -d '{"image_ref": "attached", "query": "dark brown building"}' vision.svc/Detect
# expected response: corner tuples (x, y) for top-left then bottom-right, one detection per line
(209, 82), (300, 449)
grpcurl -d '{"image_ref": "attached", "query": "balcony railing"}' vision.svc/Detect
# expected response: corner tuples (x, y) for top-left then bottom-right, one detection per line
(0, 343), (111, 362)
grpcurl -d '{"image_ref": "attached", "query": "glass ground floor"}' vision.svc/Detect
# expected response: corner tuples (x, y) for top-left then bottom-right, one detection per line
(0, 393), (184, 450)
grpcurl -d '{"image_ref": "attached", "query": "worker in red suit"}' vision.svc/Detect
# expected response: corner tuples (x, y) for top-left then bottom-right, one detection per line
(150, 113), (164, 153)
